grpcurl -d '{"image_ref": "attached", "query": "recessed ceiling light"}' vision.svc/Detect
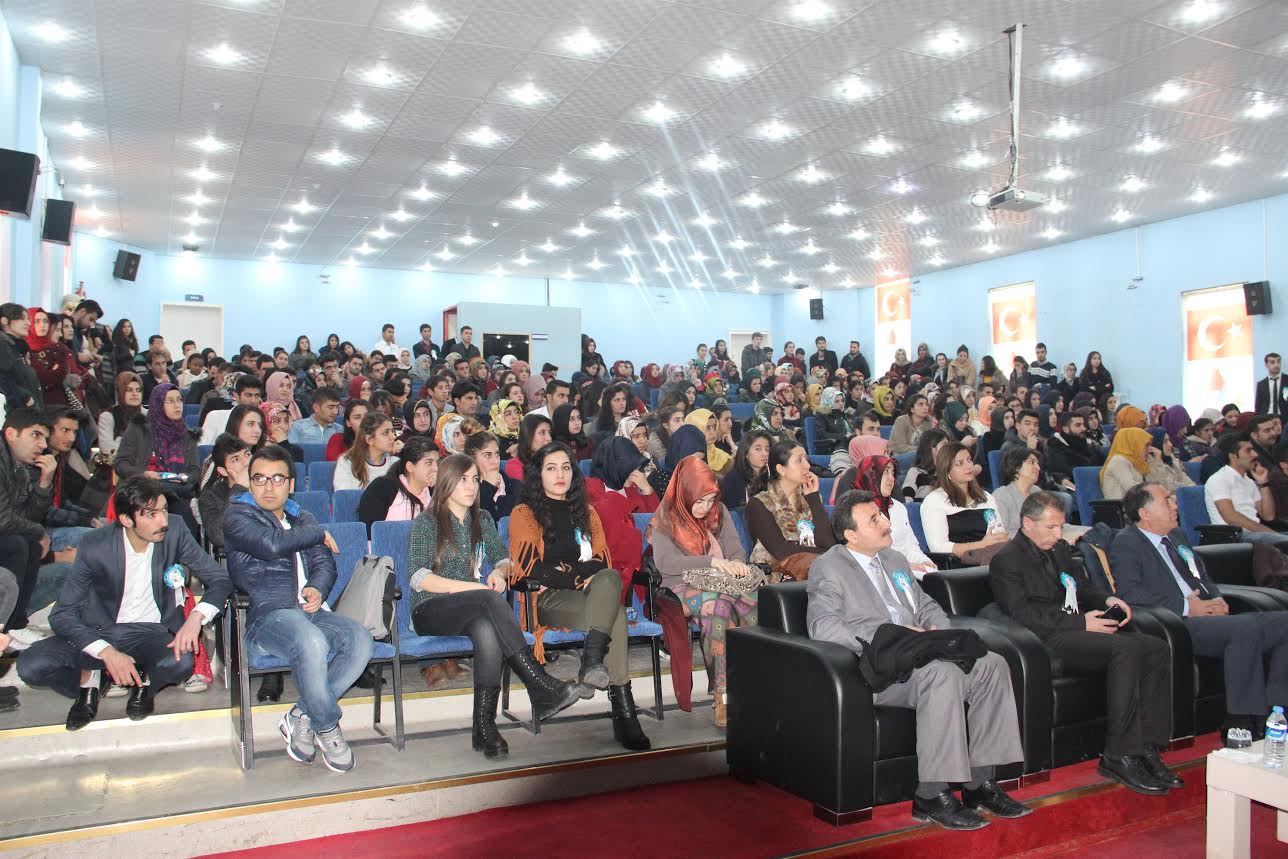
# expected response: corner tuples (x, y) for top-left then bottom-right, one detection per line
(758, 118), (796, 141)
(184, 189), (211, 206)
(889, 178), (915, 195)
(456, 232), (480, 246)
(642, 100), (677, 124)
(1045, 163), (1073, 182)
(826, 200), (852, 217)
(1109, 208), (1133, 223)
(563, 27), (601, 56)
(689, 277), (704, 289)
(728, 236), (752, 250)
(904, 209), (928, 225)
(63, 120), (90, 138)
(399, 4), (439, 30)
(688, 249), (710, 263)
(1041, 227), (1063, 240)
(408, 184), (436, 201)
(515, 252), (535, 267)
(642, 178), (674, 198)
(836, 76), (870, 101)
(388, 208), (413, 222)
(85, 202), (101, 218)
(32, 21), (70, 43)
(1179, 0), (1222, 24)
(190, 165), (218, 182)
(847, 227), (870, 241)
(183, 211), (206, 226)
(340, 108), (372, 129)
(363, 63), (398, 86)
(796, 164), (827, 184)
(65, 156), (94, 171)
(538, 238), (561, 253)
(737, 191), (769, 208)
(368, 224), (393, 240)
(343, 256), (359, 267)
(510, 81), (544, 105)
(600, 202), (632, 220)
(691, 211), (719, 228)
(469, 125), (501, 146)
(918, 236), (939, 247)
(435, 246), (457, 261)
(508, 191), (540, 210)
(271, 236), (289, 250)
(864, 136), (896, 155)
(182, 230), (202, 244)
(568, 221), (595, 238)
(950, 100), (983, 121)
(1045, 199), (1068, 213)
(747, 280), (761, 294)
(790, 0), (832, 21)
(819, 261), (840, 274)
(263, 252), (280, 263)
(421, 261), (435, 272)
(546, 165), (577, 187)
(1154, 81), (1191, 103)
(772, 219), (800, 235)
(586, 140), (621, 160)
(616, 245), (637, 258)
(1190, 187), (1214, 203)
(1135, 135), (1166, 154)
(559, 266), (576, 280)
(1245, 95), (1278, 120)
(94, 226), (111, 238)
(927, 30), (965, 54)
(1050, 57), (1085, 79)
(780, 269), (801, 284)
(491, 265), (509, 278)
(317, 147), (348, 166)
(279, 218), (302, 232)
(1121, 175), (1146, 192)
(974, 219), (996, 232)
(959, 150), (989, 168)
(79, 184), (99, 197)
(652, 229), (675, 244)
(52, 78), (84, 98)
(656, 261), (674, 275)
(586, 255), (607, 271)
(798, 239), (822, 256)
(867, 248), (887, 260)
(694, 151), (726, 172)
(1047, 117), (1082, 139)
(354, 241), (377, 255)
(438, 158), (469, 176)
(719, 267), (739, 280)
(205, 42), (241, 65)
(192, 135), (226, 153)
(755, 254), (779, 268)
(709, 52), (746, 79)
(1211, 148), (1241, 167)
(625, 273), (643, 285)
(291, 196), (316, 214)
(927, 254), (946, 267)
(981, 241), (1000, 254)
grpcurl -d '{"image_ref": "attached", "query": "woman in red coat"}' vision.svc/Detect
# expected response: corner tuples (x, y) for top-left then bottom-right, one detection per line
(25, 307), (87, 409)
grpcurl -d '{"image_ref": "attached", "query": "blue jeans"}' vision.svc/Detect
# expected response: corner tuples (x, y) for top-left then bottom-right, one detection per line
(1240, 530), (1288, 546)
(246, 609), (373, 733)
(48, 526), (94, 551)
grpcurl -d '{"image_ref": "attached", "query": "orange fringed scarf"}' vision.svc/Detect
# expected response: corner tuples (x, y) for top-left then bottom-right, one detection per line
(508, 503), (613, 661)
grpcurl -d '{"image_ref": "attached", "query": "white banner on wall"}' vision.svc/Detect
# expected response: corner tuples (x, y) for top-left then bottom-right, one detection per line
(1181, 284), (1254, 416)
(874, 277), (910, 377)
(988, 281), (1037, 368)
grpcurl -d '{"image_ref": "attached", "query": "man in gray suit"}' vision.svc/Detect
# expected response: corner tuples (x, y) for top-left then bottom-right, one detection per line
(807, 489), (1029, 830)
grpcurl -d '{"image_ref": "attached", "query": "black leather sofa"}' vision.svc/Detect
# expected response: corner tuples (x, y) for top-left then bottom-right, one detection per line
(726, 576), (1042, 825)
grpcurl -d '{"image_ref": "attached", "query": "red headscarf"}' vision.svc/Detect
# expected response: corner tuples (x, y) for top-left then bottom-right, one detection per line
(24, 307), (56, 352)
(347, 375), (369, 400)
(852, 455), (897, 515)
(655, 456), (724, 556)
(641, 363), (663, 389)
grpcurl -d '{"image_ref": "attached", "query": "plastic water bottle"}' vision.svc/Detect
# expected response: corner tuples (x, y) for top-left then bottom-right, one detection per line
(1263, 706), (1286, 769)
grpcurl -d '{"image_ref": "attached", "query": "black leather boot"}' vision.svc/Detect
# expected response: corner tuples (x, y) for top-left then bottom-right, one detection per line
(507, 649), (583, 721)
(608, 684), (651, 751)
(257, 673), (283, 703)
(579, 630), (611, 690)
(471, 686), (508, 759)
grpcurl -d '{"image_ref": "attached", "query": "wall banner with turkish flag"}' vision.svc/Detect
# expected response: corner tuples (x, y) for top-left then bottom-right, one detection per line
(874, 277), (910, 377)
(988, 281), (1037, 368)
(1181, 284), (1254, 415)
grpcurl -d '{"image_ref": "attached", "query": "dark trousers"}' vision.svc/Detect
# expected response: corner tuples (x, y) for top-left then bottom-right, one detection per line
(1044, 627), (1171, 756)
(0, 533), (42, 630)
(1187, 613), (1288, 717)
(412, 589), (527, 686)
(17, 622), (193, 699)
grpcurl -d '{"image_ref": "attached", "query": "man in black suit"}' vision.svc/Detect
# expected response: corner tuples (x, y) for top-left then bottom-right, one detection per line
(990, 491), (1179, 796)
(17, 476), (232, 730)
(808, 336), (838, 377)
(1110, 482), (1288, 745)
(1255, 352), (1284, 418)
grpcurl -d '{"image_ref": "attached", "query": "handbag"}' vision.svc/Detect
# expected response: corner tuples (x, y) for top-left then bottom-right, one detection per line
(775, 551), (817, 581)
(682, 563), (767, 598)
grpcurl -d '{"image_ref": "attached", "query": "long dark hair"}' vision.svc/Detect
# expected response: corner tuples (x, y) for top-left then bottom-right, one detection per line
(293, 335), (311, 355)
(226, 404), (265, 451)
(913, 428), (948, 473)
(326, 333), (340, 352)
(341, 397), (370, 445)
(734, 429), (773, 495)
(980, 355), (998, 376)
(112, 318), (138, 354)
(933, 441), (987, 507)
(201, 433), (250, 493)
(767, 438), (803, 485)
(517, 413), (552, 466)
(344, 412), (392, 486)
(594, 382), (632, 433)
(518, 441), (590, 537)
(394, 435), (438, 518)
(427, 453), (482, 572)
(1079, 351), (1107, 382)
(655, 404), (685, 446)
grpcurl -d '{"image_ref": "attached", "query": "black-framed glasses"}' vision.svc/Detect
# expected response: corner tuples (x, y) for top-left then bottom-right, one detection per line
(250, 474), (290, 486)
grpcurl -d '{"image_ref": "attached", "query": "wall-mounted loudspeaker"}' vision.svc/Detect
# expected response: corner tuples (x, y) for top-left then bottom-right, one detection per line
(809, 298), (824, 320)
(114, 250), (142, 282)
(0, 148), (40, 218)
(1244, 281), (1272, 316)
(41, 199), (75, 245)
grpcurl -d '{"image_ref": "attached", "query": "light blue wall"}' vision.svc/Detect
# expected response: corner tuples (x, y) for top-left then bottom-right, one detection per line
(771, 287), (876, 364)
(0, 11), (20, 301)
(912, 195), (1284, 406)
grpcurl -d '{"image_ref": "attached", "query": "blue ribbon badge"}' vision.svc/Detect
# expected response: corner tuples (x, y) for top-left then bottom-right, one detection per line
(892, 570), (915, 610)
(163, 564), (186, 590)
(1059, 572), (1075, 590)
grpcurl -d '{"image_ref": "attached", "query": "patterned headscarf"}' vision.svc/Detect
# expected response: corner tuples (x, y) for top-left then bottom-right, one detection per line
(266, 371), (302, 420)
(853, 455), (897, 515)
(751, 399), (783, 436)
(654, 455), (723, 555)
(147, 383), (190, 473)
(489, 398), (520, 440)
(439, 415), (465, 456)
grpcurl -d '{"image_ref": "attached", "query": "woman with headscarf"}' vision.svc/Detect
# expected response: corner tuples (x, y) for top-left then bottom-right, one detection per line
(437, 413), (466, 457)
(347, 374), (372, 404)
(830, 434), (890, 503)
(410, 355), (435, 391)
(809, 386), (850, 456)
(749, 398), (788, 442)
(264, 370), (302, 421)
(488, 398), (522, 459)
(650, 456), (757, 727)
(855, 454), (935, 574)
(616, 415), (656, 474)
(886, 347), (912, 381)
(1099, 427), (1162, 500)
(116, 383), (201, 536)
(399, 398), (435, 444)
(1145, 428), (1195, 493)
(98, 371), (146, 458)
(772, 380), (802, 433)
(1185, 412), (1219, 460)
(648, 423), (707, 497)
(25, 307), (85, 409)
(259, 401), (304, 462)
(522, 373), (548, 413)
(640, 363), (663, 390)
(1158, 405), (1194, 460)
(869, 384), (897, 426)
(908, 342), (936, 381)
(1114, 404), (1147, 430)
(972, 394), (996, 436)
(552, 403), (596, 462)
(684, 408), (734, 476)
(586, 437), (660, 603)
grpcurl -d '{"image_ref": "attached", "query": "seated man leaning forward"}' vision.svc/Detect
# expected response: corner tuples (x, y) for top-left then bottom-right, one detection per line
(17, 475), (233, 731)
(806, 489), (1030, 831)
(224, 444), (373, 774)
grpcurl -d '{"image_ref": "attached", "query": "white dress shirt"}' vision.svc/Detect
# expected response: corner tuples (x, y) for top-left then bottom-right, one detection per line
(846, 548), (904, 624)
(1142, 529), (1198, 616)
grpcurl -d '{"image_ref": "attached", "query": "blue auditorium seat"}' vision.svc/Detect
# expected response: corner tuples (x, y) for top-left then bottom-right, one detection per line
(879, 425), (892, 440)
(331, 488), (363, 523)
(307, 461), (336, 494)
(894, 451), (916, 476)
(987, 449), (1003, 490)
(1072, 466), (1103, 527)
(298, 442), (326, 464)
(905, 501), (929, 554)
(291, 490), (331, 523)
(803, 416), (817, 454)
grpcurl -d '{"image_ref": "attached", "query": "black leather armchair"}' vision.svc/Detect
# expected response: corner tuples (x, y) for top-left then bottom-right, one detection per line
(726, 580), (1043, 825)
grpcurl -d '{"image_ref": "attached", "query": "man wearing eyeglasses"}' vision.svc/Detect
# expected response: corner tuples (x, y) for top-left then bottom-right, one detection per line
(223, 444), (373, 773)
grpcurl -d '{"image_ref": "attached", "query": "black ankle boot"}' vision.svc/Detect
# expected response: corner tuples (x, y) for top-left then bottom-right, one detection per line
(608, 684), (651, 751)
(471, 686), (508, 759)
(579, 630), (611, 690)
(257, 673), (283, 703)
(508, 650), (584, 721)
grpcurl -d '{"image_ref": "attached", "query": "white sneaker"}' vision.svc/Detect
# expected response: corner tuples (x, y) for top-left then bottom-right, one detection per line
(182, 675), (210, 693)
(105, 684), (130, 699)
(315, 725), (354, 773)
(6, 628), (48, 651)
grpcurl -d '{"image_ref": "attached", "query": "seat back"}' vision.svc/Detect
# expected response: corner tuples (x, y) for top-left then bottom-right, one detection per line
(298, 443), (326, 464)
(293, 462), (306, 490)
(905, 501), (929, 554)
(758, 581), (810, 636)
(1175, 485), (1209, 545)
(308, 461), (336, 494)
(893, 451), (916, 476)
(803, 416), (817, 453)
(920, 567), (993, 616)
(184, 413), (199, 428)
(292, 490), (332, 523)
(327, 521), (371, 604)
(332, 488), (363, 522)
(728, 507), (753, 555)
(879, 425), (892, 439)
(198, 444), (213, 464)
(728, 403), (753, 421)
(818, 477), (835, 505)
(1072, 466), (1103, 526)
(578, 460), (592, 477)
(1193, 543), (1256, 587)
(1183, 460), (1201, 484)
(371, 520), (416, 636)
(987, 449), (1003, 489)
(632, 512), (653, 552)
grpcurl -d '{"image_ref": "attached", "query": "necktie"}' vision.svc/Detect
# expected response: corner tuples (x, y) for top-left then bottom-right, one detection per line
(1161, 536), (1207, 597)
(868, 556), (906, 622)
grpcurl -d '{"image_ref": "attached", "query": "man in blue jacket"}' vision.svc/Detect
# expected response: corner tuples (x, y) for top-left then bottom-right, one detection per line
(224, 445), (372, 773)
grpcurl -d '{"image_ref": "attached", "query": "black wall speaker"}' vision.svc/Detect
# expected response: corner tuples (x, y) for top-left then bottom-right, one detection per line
(41, 199), (75, 245)
(0, 148), (40, 218)
(809, 298), (824, 320)
(113, 250), (141, 282)
(1244, 281), (1272, 316)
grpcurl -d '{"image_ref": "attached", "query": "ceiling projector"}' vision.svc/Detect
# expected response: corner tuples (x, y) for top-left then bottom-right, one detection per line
(971, 186), (1048, 212)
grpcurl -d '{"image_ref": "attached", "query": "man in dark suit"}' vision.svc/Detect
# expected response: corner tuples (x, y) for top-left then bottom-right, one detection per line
(808, 336), (838, 377)
(990, 491), (1179, 796)
(1110, 482), (1288, 745)
(1255, 352), (1284, 418)
(441, 325), (481, 362)
(17, 476), (232, 730)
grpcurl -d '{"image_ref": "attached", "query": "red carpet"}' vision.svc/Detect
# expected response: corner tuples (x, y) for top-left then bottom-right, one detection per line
(207, 734), (1281, 859)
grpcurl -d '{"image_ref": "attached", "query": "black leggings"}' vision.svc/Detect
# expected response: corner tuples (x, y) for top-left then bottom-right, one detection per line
(411, 589), (527, 686)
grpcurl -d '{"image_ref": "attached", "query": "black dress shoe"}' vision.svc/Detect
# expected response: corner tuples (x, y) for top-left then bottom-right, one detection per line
(354, 668), (385, 690)
(1142, 746), (1185, 789)
(1097, 754), (1169, 796)
(66, 687), (101, 731)
(911, 790), (990, 830)
(125, 685), (154, 721)
(961, 780), (1034, 818)
(257, 674), (283, 703)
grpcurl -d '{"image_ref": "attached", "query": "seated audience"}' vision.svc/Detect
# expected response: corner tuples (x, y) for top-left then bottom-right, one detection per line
(260, 402), (304, 463)
(1249, 413), (1280, 471)
(869, 385), (897, 426)
(586, 437), (659, 600)
(199, 375), (264, 444)
(0, 409), (55, 642)
(746, 439), (835, 578)
(648, 423), (707, 496)
(116, 384), (200, 538)
(197, 434), (251, 552)
(326, 398), (369, 462)
(288, 386), (341, 446)
(97, 372), (145, 459)
(941, 401), (976, 450)
(39, 408), (97, 555)
(407, 453), (582, 758)
(900, 429), (949, 502)
(487, 399), (521, 459)
(685, 408), (733, 476)
(1045, 410), (1104, 485)
(333, 413), (398, 491)
(1205, 432), (1282, 544)
(720, 430), (772, 510)
(990, 492), (1179, 796)
(18, 476), (231, 730)
(830, 433), (889, 503)
(508, 442), (650, 751)
(225, 445), (372, 773)
(504, 413), (554, 481)
(465, 431), (518, 522)
(1079, 351), (1114, 401)
(809, 490), (1029, 830)
(357, 436), (438, 534)
(552, 403), (596, 462)
(849, 454), (934, 573)
(809, 387), (851, 456)
(1100, 427), (1178, 501)
(920, 442), (1007, 565)
(650, 456), (754, 728)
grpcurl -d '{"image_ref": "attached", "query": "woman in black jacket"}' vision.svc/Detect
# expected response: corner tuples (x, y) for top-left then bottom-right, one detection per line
(356, 435), (438, 536)
(1078, 351), (1114, 401)
(116, 383), (201, 537)
(111, 318), (139, 373)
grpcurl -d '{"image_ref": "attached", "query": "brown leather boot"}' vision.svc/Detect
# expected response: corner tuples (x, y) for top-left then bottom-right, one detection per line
(421, 664), (448, 688)
(713, 691), (727, 729)
(442, 658), (470, 680)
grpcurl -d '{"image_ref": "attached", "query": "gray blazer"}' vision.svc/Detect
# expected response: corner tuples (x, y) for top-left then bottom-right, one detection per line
(806, 543), (949, 655)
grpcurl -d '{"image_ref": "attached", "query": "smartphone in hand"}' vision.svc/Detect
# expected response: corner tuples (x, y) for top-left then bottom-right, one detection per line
(1100, 604), (1127, 624)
